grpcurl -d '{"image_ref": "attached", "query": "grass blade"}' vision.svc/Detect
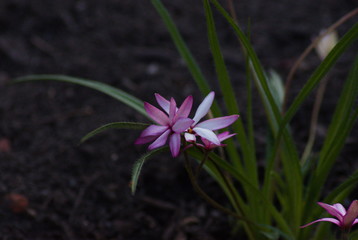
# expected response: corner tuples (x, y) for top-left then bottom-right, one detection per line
(203, 0), (257, 181)
(151, 0), (222, 117)
(80, 122), (149, 143)
(209, 0), (303, 232)
(304, 55), (358, 218)
(131, 147), (169, 195)
(280, 23), (358, 131)
(14, 74), (147, 116)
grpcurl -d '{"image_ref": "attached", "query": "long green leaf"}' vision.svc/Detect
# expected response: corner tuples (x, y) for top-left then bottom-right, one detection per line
(131, 147), (169, 195)
(281, 23), (358, 132)
(14, 74), (147, 116)
(151, 0), (222, 117)
(187, 147), (294, 237)
(324, 170), (358, 203)
(304, 55), (358, 219)
(81, 122), (149, 143)
(209, 0), (303, 232)
(203, 0), (256, 180)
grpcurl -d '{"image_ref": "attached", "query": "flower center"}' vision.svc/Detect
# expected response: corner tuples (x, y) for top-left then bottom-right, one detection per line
(187, 128), (195, 134)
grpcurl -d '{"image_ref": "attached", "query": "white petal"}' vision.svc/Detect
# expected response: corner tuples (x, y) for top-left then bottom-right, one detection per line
(184, 133), (196, 142)
(196, 115), (239, 130)
(318, 202), (344, 222)
(194, 127), (220, 145)
(192, 92), (215, 125)
(333, 203), (347, 216)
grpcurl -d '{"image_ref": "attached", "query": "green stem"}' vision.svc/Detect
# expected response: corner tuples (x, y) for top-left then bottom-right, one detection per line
(184, 148), (259, 240)
(301, 75), (329, 164)
(195, 150), (209, 178)
(183, 151), (246, 221)
(340, 229), (350, 240)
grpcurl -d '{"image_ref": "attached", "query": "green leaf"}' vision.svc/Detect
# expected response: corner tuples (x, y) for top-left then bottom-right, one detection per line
(186, 147), (294, 237)
(324, 170), (358, 203)
(80, 122), (149, 143)
(209, 0), (303, 232)
(203, 0), (256, 180)
(131, 147), (169, 195)
(301, 55), (358, 239)
(304, 54), (358, 217)
(151, 0), (222, 117)
(259, 224), (294, 240)
(281, 22), (358, 132)
(349, 230), (358, 240)
(14, 74), (147, 117)
(267, 70), (285, 111)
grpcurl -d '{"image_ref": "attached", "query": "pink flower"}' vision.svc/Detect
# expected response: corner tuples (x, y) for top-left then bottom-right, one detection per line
(301, 200), (358, 230)
(135, 94), (194, 157)
(184, 92), (239, 145)
(197, 131), (236, 150)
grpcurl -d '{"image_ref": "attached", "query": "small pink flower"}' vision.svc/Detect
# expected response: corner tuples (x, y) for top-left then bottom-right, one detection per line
(197, 131), (236, 150)
(135, 94), (194, 157)
(301, 200), (358, 230)
(184, 92), (239, 145)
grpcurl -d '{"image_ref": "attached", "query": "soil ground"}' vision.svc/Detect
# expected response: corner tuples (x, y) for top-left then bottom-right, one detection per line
(0, 0), (357, 239)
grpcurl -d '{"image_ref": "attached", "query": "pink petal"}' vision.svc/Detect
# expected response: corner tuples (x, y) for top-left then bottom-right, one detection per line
(194, 127), (220, 145)
(196, 115), (239, 131)
(217, 132), (236, 142)
(169, 98), (177, 122)
(343, 200), (358, 227)
(192, 92), (215, 125)
(318, 202), (344, 222)
(155, 93), (171, 114)
(182, 144), (194, 151)
(201, 137), (214, 148)
(135, 135), (157, 145)
(174, 95), (193, 121)
(135, 125), (169, 144)
(148, 129), (171, 150)
(144, 102), (169, 125)
(172, 118), (194, 133)
(169, 133), (181, 157)
(300, 218), (342, 228)
(353, 219), (358, 226)
(184, 133), (196, 142)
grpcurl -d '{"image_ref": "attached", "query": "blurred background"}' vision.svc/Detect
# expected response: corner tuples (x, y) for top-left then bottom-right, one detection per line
(0, 0), (357, 239)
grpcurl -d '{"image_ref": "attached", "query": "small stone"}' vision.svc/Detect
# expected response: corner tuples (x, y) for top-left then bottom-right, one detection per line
(4, 193), (29, 213)
(0, 138), (11, 153)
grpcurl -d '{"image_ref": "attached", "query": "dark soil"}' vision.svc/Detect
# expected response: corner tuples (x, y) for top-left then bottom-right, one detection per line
(0, 0), (357, 239)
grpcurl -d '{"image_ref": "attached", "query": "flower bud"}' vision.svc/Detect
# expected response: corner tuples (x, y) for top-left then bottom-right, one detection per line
(315, 30), (338, 60)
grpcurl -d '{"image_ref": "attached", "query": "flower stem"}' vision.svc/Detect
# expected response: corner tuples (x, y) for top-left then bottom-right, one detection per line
(183, 150), (259, 240)
(195, 150), (209, 178)
(301, 75), (329, 164)
(340, 229), (350, 240)
(282, 7), (358, 113)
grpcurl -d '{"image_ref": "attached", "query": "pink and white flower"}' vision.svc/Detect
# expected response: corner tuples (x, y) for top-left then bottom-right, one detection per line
(184, 91), (239, 145)
(135, 94), (194, 157)
(301, 200), (358, 230)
